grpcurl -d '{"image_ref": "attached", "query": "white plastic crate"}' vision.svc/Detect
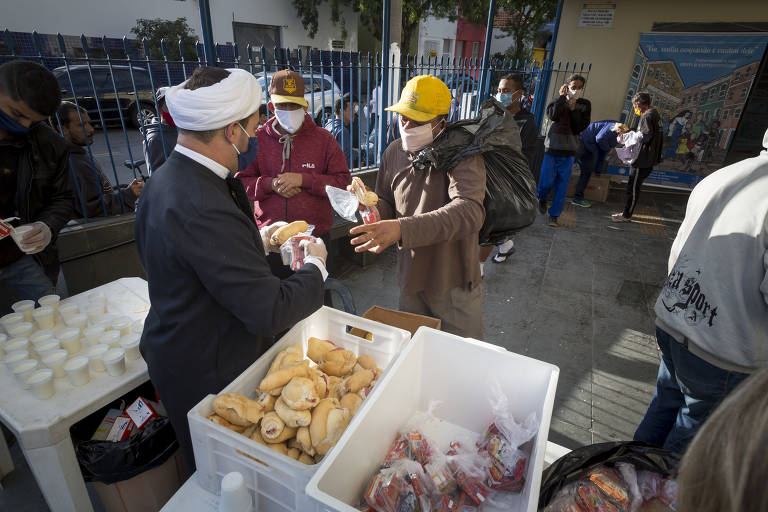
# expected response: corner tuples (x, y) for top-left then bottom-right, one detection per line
(188, 306), (411, 512)
(305, 326), (560, 512)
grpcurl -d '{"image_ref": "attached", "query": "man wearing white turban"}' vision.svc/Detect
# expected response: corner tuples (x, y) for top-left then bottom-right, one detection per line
(634, 126), (768, 454)
(134, 67), (328, 470)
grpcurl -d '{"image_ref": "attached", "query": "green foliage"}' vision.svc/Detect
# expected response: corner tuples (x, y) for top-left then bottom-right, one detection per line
(292, 0), (488, 53)
(494, 0), (557, 65)
(131, 18), (197, 60)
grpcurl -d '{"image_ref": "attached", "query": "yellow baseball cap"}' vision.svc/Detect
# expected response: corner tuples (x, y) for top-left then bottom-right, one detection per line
(385, 75), (452, 122)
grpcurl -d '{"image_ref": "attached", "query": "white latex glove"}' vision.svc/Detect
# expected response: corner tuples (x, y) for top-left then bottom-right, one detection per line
(259, 221), (288, 255)
(300, 238), (328, 266)
(19, 221), (52, 254)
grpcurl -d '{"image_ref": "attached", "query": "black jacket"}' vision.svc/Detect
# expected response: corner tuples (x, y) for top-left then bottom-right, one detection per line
(134, 151), (324, 467)
(544, 96), (591, 157)
(142, 118), (178, 174)
(68, 144), (137, 218)
(634, 107), (663, 169)
(513, 108), (538, 168)
(0, 123), (73, 276)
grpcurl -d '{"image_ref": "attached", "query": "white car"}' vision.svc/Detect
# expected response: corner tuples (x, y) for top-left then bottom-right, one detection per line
(257, 72), (342, 125)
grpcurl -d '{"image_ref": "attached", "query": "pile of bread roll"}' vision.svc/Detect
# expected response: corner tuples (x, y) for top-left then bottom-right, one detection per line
(207, 337), (381, 465)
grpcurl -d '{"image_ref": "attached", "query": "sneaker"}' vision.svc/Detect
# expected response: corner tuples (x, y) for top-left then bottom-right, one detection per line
(571, 198), (592, 208)
(548, 216), (559, 227)
(538, 199), (547, 214)
(611, 213), (631, 223)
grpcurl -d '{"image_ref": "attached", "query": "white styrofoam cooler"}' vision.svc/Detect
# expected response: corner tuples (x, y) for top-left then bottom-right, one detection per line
(187, 306), (410, 512)
(306, 327), (560, 512)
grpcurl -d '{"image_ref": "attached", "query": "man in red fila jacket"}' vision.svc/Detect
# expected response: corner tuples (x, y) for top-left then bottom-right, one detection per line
(237, 69), (350, 275)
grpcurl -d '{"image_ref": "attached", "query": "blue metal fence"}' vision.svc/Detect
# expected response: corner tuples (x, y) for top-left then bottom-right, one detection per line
(1, 29), (590, 222)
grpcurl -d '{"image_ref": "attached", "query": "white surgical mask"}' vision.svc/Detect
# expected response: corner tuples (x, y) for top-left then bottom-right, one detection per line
(399, 118), (441, 153)
(354, 104), (359, 114)
(274, 108), (305, 134)
(567, 87), (582, 100)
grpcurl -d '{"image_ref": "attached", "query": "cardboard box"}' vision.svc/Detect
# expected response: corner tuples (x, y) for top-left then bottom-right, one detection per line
(566, 173), (611, 203)
(349, 306), (442, 339)
(92, 449), (189, 512)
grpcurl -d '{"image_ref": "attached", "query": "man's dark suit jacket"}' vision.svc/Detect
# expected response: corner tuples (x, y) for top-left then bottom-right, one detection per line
(134, 150), (324, 468)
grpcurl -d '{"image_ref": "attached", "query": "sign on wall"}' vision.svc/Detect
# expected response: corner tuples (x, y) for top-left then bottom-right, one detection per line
(578, 3), (615, 28)
(607, 32), (768, 189)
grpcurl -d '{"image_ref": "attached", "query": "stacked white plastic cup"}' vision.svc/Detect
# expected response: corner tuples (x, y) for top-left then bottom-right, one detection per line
(13, 359), (39, 389)
(57, 303), (80, 322)
(30, 330), (55, 346)
(10, 225), (35, 254)
(32, 306), (55, 330)
(1, 312), (25, 334)
(84, 303), (104, 323)
(5, 338), (29, 355)
(27, 369), (55, 399)
(102, 348), (126, 377)
(131, 319), (144, 335)
(219, 472), (252, 512)
(82, 325), (106, 347)
(119, 334), (141, 360)
(85, 344), (109, 372)
(99, 331), (121, 349)
(4, 351), (30, 371)
(37, 295), (60, 315)
(63, 356), (90, 386)
(64, 314), (87, 333)
(7, 322), (34, 340)
(11, 300), (35, 322)
(57, 328), (81, 354)
(112, 316), (132, 337)
(88, 294), (106, 315)
(94, 314), (116, 331)
(35, 339), (61, 359)
(42, 350), (69, 378)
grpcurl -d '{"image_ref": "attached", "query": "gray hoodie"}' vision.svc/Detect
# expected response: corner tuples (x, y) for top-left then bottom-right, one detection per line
(654, 128), (768, 372)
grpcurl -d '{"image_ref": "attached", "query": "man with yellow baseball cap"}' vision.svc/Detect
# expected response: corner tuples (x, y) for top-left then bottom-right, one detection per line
(349, 75), (487, 339)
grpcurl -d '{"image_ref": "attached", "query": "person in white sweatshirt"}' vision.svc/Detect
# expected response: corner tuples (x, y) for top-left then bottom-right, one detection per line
(634, 127), (768, 453)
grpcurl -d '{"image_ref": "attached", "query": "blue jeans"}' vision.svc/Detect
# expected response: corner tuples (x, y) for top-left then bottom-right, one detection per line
(634, 327), (749, 453)
(574, 146), (607, 200)
(537, 154), (574, 217)
(0, 255), (66, 302)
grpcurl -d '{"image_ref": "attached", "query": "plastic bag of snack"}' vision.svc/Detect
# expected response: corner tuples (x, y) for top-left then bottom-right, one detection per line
(660, 478), (678, 507)
(364, 468), (401, 512)
(325, 183), (381, 225)
(636, 470), (663, 502)
(478, 382), (539, 494)
(431, 494), (458, 512)
(576, 481), (623, 512)
(587, 466), (630, 509)
(388, 458), (433, 512)
(544, 483), (587, 512)
(383, 434), (412, 467)
(446, 442), (491, 506)
(615, 462), (643, 512)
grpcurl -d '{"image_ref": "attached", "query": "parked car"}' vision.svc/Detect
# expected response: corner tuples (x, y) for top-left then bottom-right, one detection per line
(256, 72), (342, 125)
(53, 65), (156, 129)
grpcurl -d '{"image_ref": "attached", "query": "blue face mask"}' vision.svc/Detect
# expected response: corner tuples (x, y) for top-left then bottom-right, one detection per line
(232, 123), (258, 171)
(496, 91), (520, 108)
(0, 108), (34, 135)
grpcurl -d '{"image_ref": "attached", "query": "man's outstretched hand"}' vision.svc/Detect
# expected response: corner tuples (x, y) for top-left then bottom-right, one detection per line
(349, 220), (401, 254)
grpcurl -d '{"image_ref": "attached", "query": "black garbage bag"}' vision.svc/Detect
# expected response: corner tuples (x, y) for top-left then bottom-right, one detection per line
(76, 416), (179, 484)
(411, 97), (538, 246)
(538, 441), (681, 509)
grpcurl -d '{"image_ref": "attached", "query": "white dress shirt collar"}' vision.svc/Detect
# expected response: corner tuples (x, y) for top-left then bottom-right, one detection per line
(174, 144), (231, 179)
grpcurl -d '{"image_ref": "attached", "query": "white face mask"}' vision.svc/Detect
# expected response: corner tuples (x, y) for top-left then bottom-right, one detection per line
(567, 86), (582, 100)
(354, 104), (359, 114)
(274, 108), (305, 134)
(399, 118), (442, 153)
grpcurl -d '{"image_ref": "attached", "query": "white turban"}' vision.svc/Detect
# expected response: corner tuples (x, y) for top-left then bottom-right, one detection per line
(165, 68), (262, 131)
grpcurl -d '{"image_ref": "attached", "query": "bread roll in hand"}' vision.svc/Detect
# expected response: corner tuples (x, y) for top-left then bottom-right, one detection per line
(270, 221), (309, 245)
